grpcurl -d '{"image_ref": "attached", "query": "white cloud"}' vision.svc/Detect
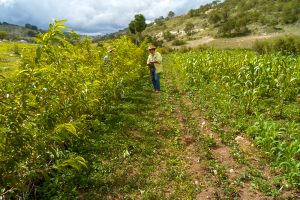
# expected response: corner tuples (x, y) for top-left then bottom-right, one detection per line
(0, 0), (15, 7)
(0, 0), (213, 35)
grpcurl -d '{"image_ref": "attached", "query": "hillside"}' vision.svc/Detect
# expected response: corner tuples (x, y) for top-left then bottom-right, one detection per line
(143, 0), (300, 49)
(0, 22), (40, 41)
(0, 18), (299, 199)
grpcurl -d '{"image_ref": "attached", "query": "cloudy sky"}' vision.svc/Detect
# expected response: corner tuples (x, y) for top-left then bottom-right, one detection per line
(0, 0), (213, 35)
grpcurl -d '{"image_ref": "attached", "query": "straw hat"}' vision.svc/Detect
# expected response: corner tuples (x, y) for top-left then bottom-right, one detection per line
(148, 45), (156, 50)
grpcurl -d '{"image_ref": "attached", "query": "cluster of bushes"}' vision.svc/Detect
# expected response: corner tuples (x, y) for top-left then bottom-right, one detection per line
(0, 31), (7, 39)
(188, 0), (219, 17)
(188, 0), (299, 37)
(253, 35), (300, 54)
(0, 20), (148, 199)
(172, 39), (186, 46)
(24, 23), (38, 30)
(163, 31), (175, 41)
(217, 17), (251, 37)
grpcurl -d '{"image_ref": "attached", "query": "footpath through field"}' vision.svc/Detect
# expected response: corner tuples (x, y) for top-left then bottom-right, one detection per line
(81, 55), (299, 199)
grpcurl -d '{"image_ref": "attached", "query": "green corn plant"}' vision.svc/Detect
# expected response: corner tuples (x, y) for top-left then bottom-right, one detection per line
(166, 48), (300, 188)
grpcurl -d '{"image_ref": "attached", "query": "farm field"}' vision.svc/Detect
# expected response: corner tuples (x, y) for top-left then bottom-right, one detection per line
(0, 41), (36, 78)
(0, 22), (299, 199)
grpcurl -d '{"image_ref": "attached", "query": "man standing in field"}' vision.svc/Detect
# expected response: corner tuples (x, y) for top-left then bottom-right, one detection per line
(147, 45), (162, 92)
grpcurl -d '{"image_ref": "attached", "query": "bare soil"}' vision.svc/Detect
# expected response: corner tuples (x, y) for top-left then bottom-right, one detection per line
(162, 61), (300, 199)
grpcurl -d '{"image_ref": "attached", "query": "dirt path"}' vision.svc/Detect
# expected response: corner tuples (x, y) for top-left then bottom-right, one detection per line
(158, 56), (299, 199)
(80, 56), (298, 199)
(185, 36), (215, 48)
(174, 33), (280, 49)
(162, 66), (269, 199)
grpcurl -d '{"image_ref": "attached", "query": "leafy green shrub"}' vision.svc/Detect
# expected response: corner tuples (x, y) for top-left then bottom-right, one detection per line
(177, 46), (192, 53)
(163, 31), (175, 41)
(172, 39), (186, 46)
(282, 0), (300, 24)
(253, 35), (300, 54)
(208, 13), (222, 24)
(143, 35), (163, 48)
(217, 18), (250, 37)
(0, 31), (7, 40)
(0, 20), (147, 198)
(11, 44), (21, 55)
(160, 46), (174, 54)
(184, 22), (195, 36)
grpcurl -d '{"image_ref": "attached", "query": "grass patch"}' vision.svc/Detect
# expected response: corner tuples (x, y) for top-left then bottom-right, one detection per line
(0, 41), (36, 78)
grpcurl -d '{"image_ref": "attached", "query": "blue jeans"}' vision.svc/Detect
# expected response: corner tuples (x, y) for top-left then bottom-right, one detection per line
(150, 68), (160, 91)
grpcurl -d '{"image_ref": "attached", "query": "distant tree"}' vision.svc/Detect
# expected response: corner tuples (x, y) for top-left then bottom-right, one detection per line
(27, 30), (36, 37)
(220, 10), (229, 22)
(184, 22), (194, 36)
(129, 14), (146, 44)
(31, 25), (38, 30)
(282, 0), (300, 24)
(172, 39), (186, 46)
(0, 31), (7, 39)
(167, 11), (175, 18)
(211, 0), (221, 7)
(218, 17), (250, 37)
(188, 9), (200, 17)
(163, 31), (175, 41)
(143, 35), (163, 48)
(154, 16), (164, 26)
(129, 14), (146, 34)
(25, 23), (38, 30)
(208, 13), (222, 24)
(218, 20), (235, 36)
(25, 23), (32, 29)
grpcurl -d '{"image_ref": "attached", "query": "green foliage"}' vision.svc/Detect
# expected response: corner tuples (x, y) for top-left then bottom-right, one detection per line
(129, 14), (147, 45)
(0, 20), (147, 198)
(247, 118), (300, 187)
(184, 22), (195, 36)
(172, 39), (186, 46)
(188, 0), (299, 35)
(143, 35), (163, 48)
(188, 9), (202, 17)
(168, 49), (300, 187)
(218, 17), (250, 37)
(11, 44), (21, 55)
(188, 2), (216, 17)
(0, 31), (7, 39)
(154, 16), (165, 26)
(167, 11), (175, 18)
(208, 13), (222, 24)
(163, 31), (175, 41)
(27, 30), (36, 37)
(25, 23), (38, 30)
(282, 0), (300, 24)
(129, 14), (147, 34)
(253, 35), (300, 54)
(0, 23), (38, 41)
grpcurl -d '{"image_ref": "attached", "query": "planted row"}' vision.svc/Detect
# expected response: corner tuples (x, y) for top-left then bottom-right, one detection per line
(0, 21), (148, 197)
(169, 49), (300, 187)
